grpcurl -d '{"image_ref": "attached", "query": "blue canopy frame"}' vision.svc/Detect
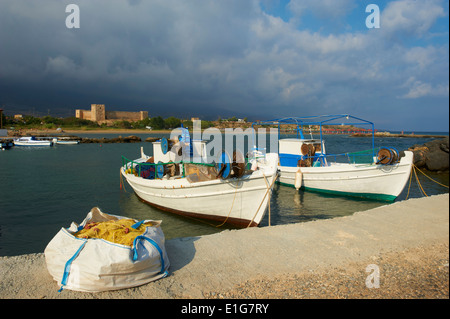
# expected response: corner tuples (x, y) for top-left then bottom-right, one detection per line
(252, 114), (376, 156)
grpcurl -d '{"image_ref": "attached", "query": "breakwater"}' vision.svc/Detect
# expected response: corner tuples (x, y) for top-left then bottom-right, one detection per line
(80, 135), (141, 143)
(408, 136), (449, 172)
(80, 136), (160, 143)
(351, 132), (448, 138)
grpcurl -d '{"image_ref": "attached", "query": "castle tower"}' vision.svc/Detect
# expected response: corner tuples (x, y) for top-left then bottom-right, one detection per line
(91, 104), (106, 122)
(140, 111), (149, 120)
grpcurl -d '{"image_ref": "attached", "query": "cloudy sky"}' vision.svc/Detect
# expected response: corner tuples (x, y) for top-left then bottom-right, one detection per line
(0, 0), (448, 131)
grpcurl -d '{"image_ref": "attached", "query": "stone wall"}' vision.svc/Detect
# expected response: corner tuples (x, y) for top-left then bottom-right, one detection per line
(75, 105), (148, 123)
(75, 109), (92, 120)
(106, 110), (147, 121)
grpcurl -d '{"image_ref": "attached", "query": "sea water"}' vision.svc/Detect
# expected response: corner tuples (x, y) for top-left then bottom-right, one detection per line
(0, 132), (448, 256)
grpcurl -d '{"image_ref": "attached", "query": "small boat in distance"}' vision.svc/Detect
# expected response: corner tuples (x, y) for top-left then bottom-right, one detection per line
(13, 136), (53, 147)
(1, 139), (14, 150)
(55, 139), (80, 145)
(121, 128), (279, 227)
(253, 115), (414, 201)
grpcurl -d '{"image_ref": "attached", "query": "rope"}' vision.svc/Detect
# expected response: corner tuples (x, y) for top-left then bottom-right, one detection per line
(215, 183), (238, 228)
(261, 172), (271, 226)
(247, 172), (278, 228)
(120, 169), (127, 192)
(413, 164), (449, 188)
(405, 165), (413, 200)
(405, 164), (448, 200)
(413, 165), (428, 197)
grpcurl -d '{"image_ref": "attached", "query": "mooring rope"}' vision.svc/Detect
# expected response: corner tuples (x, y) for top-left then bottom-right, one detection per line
(247, 172), (278, 228)
(261, 172), (271, 226)
(413, 165), (428, 197)
(119, 169), (127, 192)
(406, 164), (449, 200)
(413, 164), (449, 189)
(215, 184), (238, 228)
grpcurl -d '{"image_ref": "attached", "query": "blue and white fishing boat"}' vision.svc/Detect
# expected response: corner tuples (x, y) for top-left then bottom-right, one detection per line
(253, 115), (413, 201)
(121, 127), (279, 227)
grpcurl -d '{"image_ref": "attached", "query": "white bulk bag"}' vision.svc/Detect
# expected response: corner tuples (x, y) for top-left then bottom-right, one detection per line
(44, 207), (170, 292)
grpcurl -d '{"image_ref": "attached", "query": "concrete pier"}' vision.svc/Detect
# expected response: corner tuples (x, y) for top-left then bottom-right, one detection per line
(0, 194), (448, 299)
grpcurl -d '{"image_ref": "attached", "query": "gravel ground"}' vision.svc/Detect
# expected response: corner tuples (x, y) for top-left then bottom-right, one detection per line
(204, 243), (449, 299)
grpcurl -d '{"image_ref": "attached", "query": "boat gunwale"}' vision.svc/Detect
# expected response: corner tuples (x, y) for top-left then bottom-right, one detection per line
(278, 151), (413, 175)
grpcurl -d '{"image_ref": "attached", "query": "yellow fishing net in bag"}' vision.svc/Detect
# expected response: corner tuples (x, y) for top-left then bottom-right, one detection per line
(74, 218), (154, 247)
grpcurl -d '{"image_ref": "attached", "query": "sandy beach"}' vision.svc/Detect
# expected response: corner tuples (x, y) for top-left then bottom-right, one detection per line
(0, 194), (448, 300)
(63, 129), (170, 135)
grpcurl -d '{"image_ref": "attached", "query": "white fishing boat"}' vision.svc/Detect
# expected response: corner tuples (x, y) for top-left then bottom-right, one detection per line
(13, 136), (53, 147)
(120, 128), (279, 227)
(55, 139), (80, 145)
(254, 115), (414, 201)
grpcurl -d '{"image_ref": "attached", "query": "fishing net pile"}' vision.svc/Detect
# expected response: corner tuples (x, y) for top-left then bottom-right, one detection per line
(74, 218), (154, 246)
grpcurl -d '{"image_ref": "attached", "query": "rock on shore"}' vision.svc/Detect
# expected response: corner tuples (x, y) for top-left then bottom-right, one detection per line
(80, 135), (141, 143)
(408, 137), (449, 172)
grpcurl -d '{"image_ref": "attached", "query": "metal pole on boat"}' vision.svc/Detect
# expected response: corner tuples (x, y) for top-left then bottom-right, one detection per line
(320, 124), (323, 150)
(371, 122), (375, 159)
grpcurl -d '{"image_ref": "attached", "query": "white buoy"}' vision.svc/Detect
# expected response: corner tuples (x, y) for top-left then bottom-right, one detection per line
(294, 169), (302, 190)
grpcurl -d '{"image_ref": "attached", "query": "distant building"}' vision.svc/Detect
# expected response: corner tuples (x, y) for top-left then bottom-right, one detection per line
(75, 104), (148, 124)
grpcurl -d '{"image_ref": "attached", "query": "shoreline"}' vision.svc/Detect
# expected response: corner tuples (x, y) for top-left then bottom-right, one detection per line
(3, 127), (449, 138)
(4, 128), (170, 136)
(0, 194), (448, 299)
(64, 129), (170, 134)
(351, 132), (448, 138)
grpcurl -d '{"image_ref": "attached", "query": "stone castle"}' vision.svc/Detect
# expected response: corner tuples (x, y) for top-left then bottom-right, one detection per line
(75, 104), (148, 124)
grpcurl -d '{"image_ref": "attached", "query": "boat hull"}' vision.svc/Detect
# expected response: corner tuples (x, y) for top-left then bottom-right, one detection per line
(14, 141), (52, 146)
(56, 140), (80, 145)
(121, 154), (279, 227)
(277, 151), (414, 201)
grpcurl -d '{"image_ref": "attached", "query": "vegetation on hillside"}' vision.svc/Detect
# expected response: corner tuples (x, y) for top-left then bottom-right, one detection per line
(1, 114), (237, 131)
